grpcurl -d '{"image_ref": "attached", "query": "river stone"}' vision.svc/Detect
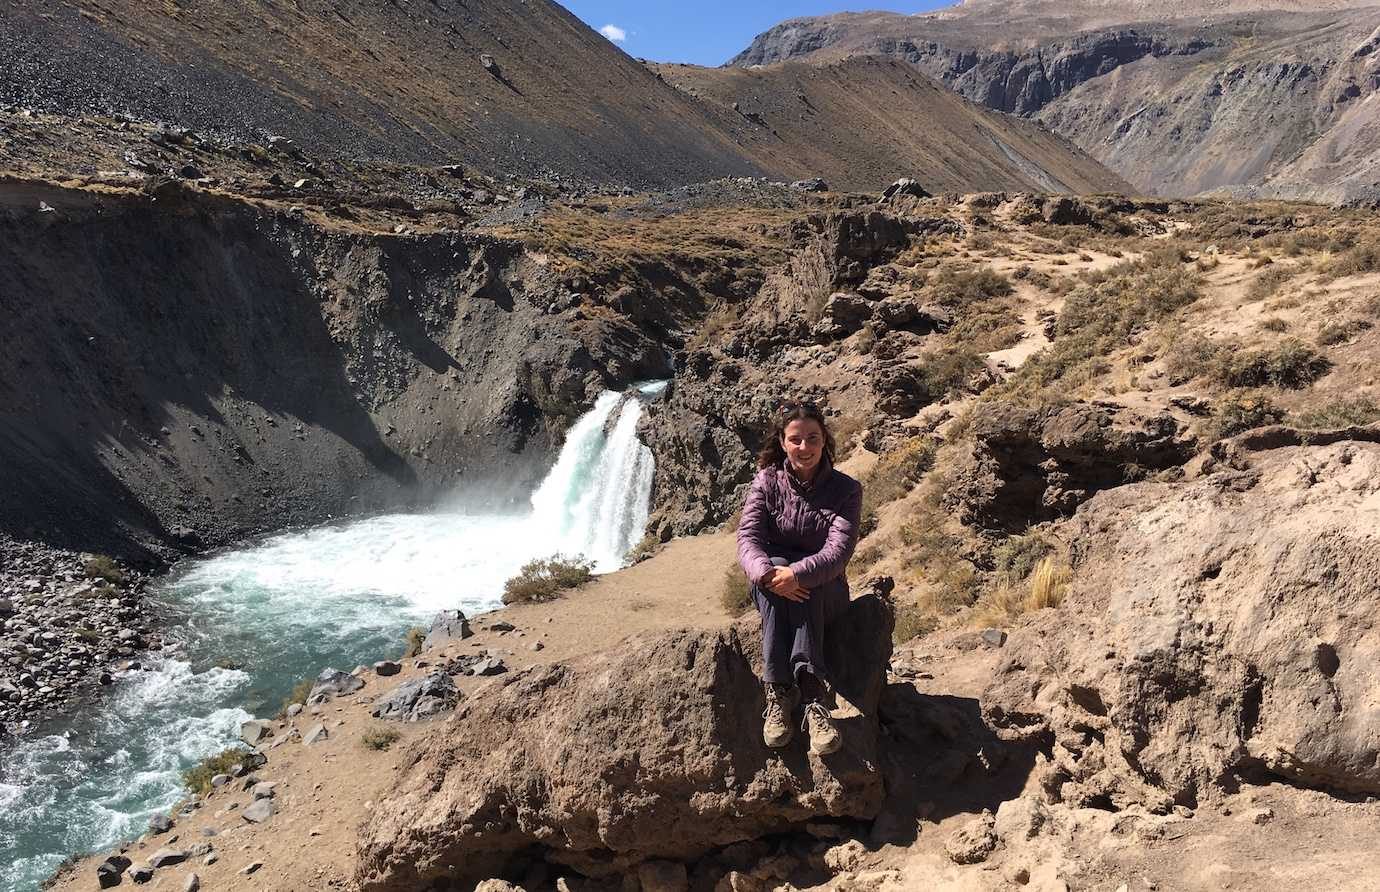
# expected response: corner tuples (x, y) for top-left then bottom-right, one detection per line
(184, 873), (201, 892)
(147, 813), (173, 834)
(96, 855), (131, 888)
(423, 610), (472, 650)
(371, 672), (461, 722)
(374, 660), (401, 677)
(127, 862), (154, 884)
(252, 781), (278, 799)
(149, 848), (188, 868)
(210, 773), (230, 788)
(240, 719), (272, 746)
(243, 798), (275, 823)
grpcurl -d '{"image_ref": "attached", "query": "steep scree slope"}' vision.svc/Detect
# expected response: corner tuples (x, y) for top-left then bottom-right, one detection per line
(0, 0), (1122, 194)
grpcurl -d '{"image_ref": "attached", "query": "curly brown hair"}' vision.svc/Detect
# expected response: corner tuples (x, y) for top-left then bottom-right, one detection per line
(756, 401), (837, 470)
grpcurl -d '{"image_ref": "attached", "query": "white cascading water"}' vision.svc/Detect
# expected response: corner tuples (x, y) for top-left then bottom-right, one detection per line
(0, 383), (665, 892)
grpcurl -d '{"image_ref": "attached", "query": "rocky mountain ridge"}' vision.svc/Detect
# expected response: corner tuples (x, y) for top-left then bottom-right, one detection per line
(731, 2), (1380, 203)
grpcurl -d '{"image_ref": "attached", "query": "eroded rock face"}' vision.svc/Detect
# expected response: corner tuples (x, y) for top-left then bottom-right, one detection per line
(983, 432), (1380, 808)
(355, 593), (894, 890)
(945, 401), (1196, 533)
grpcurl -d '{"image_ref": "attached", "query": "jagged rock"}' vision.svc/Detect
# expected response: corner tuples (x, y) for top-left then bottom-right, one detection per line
(127, 862), (154, 884)
(184, 873), (201, 892)
(251, 781), (278, 799)
(881, 178), (930, 201)
(1040, 196), (1095, 225)
(474, 882), (523, 892)
(147, 813), (173, 834)
(355, 593), (894, 890)
(816, 291), (873, 339)
(984, 432), (1380, 808)
(424, 610), (473, 649)
(97, 855), (131, 888)
(791, 178), (829, 192)
(945, 810), (997, 864)
(149, 848), (188, 868)
(371, 671), (461, 722)
(945, 401), (1195, 532)
(302, 723), (329, 745)
(309, 667), (364, 700)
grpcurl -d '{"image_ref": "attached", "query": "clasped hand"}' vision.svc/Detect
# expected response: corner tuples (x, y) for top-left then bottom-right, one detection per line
(765, 565), (809, 602)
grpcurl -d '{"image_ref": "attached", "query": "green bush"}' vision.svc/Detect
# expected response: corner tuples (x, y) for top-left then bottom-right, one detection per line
(1247, 264), (1294, 301)
(1294, 397), (1380, 429)
(501, 555), (595, 604)
(1212, 339), (1331, 389)
(1204, 391), (1286, 441)
(183, 747), (249, 795)
(361, 727), (402, 752)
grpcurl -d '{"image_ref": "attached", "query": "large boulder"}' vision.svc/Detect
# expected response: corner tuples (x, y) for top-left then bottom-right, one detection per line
(983, 431), (1380, 809)
(355, 592), (894, 890)
(945, 401), (1196, 533)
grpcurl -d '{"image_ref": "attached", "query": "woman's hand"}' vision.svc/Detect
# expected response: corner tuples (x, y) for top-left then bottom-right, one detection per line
(766, 566), (809, 602)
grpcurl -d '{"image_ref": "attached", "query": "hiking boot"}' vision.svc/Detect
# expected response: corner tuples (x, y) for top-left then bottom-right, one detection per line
(803, 701), (842, 755)
(762, 682), (800, 748)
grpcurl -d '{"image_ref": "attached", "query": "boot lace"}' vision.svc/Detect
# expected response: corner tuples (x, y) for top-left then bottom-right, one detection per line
(763, 687), (788, 725)
(802, 701), (832, 733)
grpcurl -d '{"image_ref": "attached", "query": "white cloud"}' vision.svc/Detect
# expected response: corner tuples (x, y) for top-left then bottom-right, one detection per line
(599, 23), (627, 43)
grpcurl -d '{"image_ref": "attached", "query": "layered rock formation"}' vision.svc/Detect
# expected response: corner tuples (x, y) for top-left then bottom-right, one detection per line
(984, 426), (1380, 808)
(731, 2), (1380, 203)
(355, 591), (894, 889)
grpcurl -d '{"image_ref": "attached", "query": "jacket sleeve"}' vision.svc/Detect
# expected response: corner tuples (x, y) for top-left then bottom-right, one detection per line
(736, 471), (777, 587)
(788, 479), (862, 589)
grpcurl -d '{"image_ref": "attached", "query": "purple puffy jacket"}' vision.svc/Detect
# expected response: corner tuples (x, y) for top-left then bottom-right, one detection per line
(736, 460), (864, 590)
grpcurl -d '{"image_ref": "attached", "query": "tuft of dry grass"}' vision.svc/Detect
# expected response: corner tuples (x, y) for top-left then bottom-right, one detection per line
(720, 560), (751, 616)
(182, 748), (250, 795)
(1203, 390), (1286, 441)
(361, 727), (402, 752)
(859, 437), (937, 535)
(971, 555), (1071, 626)
(402, 627), (426, 658)
(1212, 339), (1331, 390)
(1294, 396), (1380, 429)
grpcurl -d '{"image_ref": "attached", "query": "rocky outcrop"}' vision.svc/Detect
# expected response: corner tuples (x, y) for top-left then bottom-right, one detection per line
(983, 428), (1380, 808)
(945, 401), (1197, 533)
(0, 181), (670, 559)
(355, 592), (894, 890)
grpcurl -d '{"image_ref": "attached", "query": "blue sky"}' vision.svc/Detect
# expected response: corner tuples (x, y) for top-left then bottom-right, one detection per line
(561, 2), (951, 67)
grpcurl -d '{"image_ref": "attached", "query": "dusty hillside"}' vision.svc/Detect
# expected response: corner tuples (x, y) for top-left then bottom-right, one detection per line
(0, 0), (1123, 194)
(653, 57), (1131, 195)
(731, 1), (1380, 202)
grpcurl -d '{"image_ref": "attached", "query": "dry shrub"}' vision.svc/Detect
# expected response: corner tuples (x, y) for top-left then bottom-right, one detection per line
(1158, 329), (1226, 385)
(1248, 264), (1296, 301)
(1294, 396), (1380, 429)
(1323, 239), (1380, 279)
(928, 263), (1013, 307)
(83, 554), (127, 584)
(501, 555), (594, 604)
(361, 727), (402, 752)
(1316, 319), (1372, 347)
(401, 626), (426, 658)
(1204, 390), (1286, 441)
(1006, 250), (1200, 397)
(993, 532), (1053, 581)
(859, 437), (937, 535)
(893, 602), (938, 644)
(1212, 339), (1331, 389)
(720, 560), (751, 615)
(1259, 317), (1288, 333)
(971, 555), (1071, 626)
(948, 308), (1024, 352)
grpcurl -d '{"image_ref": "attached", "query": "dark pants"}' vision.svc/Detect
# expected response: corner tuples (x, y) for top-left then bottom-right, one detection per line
(752, 556), (849, 695)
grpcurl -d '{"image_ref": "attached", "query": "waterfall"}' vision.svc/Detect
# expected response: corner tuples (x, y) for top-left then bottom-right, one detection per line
(529, 384), (660, 572)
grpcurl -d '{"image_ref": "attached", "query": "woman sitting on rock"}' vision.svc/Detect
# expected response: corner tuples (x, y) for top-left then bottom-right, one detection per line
(736, 401), (862, 755)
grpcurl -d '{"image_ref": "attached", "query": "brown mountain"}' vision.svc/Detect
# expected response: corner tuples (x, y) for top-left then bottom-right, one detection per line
(732, 0), (1380, 203)
(0, 0), (1121, 193)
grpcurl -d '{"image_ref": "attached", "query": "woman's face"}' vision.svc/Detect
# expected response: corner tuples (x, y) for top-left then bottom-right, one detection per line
(781, 418), (825, 476)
